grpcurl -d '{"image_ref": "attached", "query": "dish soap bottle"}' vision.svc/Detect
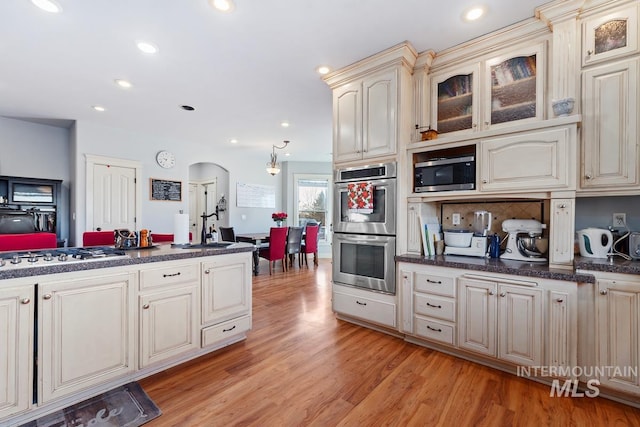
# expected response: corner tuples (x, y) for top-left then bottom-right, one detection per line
(210, 225), (218, 243)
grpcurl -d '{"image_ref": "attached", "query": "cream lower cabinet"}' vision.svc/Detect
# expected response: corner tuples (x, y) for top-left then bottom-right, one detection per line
(201, 253), (252, 347)
(139, 261), (200, 368)
(333, 283), (397, 329)
(38, 269), (136, 403)
(596, 274), (640, 395)
(399, 264), (458, 346)
(581, 57), (639, 193)
(458, 276), (543, 366)
(0, 285), (34, 419)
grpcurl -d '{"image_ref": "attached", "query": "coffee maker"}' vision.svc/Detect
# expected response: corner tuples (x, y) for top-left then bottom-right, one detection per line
(500, 219), (548, 262)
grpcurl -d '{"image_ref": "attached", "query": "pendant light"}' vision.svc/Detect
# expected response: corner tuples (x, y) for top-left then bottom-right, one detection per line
(266, 140), (290, 175)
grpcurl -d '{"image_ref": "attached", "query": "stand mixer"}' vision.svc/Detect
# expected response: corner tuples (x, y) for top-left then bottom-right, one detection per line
(500, 219), (548, 262)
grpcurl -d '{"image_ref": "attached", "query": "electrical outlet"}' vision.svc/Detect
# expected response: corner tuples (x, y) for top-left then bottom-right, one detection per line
(613, 213), (626, 227)
(452, 213), (461, 225)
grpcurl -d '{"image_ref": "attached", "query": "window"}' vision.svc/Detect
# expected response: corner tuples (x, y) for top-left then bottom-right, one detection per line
(294, 175), (330, 241)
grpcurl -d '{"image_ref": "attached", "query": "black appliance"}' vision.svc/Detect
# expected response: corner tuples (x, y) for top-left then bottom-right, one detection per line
(414, 155), (476, 192)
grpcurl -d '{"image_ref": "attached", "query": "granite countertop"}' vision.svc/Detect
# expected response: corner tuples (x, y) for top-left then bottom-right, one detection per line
(574, 255), (640, 275)
(395, 253), (598, 283)
(0, 242), (255, 280)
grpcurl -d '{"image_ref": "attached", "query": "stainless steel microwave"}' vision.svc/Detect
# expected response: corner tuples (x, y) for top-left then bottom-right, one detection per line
(414, 155), (475, 192)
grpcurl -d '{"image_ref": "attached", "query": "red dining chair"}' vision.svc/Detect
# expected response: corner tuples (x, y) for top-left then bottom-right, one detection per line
(0, 232), (57, 251)
(299, 225), (319, 267)
(150, 232), (193, 243)
(258, 226), (288, 275)
(82, 230), (114, 246)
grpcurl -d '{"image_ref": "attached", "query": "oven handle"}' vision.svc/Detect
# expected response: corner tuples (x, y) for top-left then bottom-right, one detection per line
(334, 233), (395, 243)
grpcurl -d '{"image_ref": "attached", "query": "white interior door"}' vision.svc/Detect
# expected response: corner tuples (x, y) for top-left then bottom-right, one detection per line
(188, 183), (198, 241)
(92, 163), (136, 231)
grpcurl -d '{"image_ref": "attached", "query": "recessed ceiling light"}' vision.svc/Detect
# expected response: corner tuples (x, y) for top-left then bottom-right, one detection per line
(209, 0), (235, 12)
(92, 105), (106, 112)
(115, 79), (132, 89)
(317, 66), (331, 75)
(31, 0), (62, 13)
(181, 105), (195, 111)
(464, 6), (486, 21)
(136, 41), (159, 54)
(285, 153), (291, 157)
(281, 121), (290, 128)
(230, 139), (238, 144)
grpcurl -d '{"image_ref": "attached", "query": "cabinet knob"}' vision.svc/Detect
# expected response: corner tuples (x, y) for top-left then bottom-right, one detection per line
(143, 303), (150, 309)
(585, 174), (593, 180)
(204, 269), (210, 274)
(556, 298), (564, 303)
(587, 50), (593, 55)
(403, 274), (409, 279)
(484, 121), (489, 126)
(499, 292), (506, 297)
(21, 298), (31, 305)
(489, 290), (495, 296)
(43, 294), (52, 300)
(558, 204), (566, 209)
(599, 289), (608, 295)
(482, 179), (488, 184)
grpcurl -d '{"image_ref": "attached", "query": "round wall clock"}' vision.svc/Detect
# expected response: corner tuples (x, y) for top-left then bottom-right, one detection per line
(156, 150), (176, 169)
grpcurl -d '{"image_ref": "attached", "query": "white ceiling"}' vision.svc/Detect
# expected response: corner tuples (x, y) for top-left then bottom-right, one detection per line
(0, 0), (552, 162)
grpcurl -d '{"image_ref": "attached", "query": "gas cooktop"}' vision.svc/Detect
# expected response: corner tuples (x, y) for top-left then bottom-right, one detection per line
(0, 246), (129, 270)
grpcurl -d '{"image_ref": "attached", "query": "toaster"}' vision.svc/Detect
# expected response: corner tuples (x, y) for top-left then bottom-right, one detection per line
(630, 232), (640, 260)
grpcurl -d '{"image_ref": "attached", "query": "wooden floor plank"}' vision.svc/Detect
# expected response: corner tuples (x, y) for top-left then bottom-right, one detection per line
(140, 259), (640, 426)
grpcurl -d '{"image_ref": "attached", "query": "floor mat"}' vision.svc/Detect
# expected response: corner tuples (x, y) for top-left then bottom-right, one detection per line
(20, 382), (161, 427)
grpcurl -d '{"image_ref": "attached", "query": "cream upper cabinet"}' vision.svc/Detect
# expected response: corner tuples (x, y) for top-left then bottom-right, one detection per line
(38, 269), (136, 403)
(431, 63), (480, 134)
(479, 125), (575, 193)
(0, 285), (33, 420)
(429, 42), (546, 137)
(580, 57), (639, 192)
(582, 2), (639, 67)
(596, 275), (640, 395)
(458, 276), (543, 366)
(332, 69), (398, 163)
(324, 42), (417, 165)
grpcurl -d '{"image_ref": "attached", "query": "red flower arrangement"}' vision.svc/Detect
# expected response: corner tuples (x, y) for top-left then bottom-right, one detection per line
(272, 212), (288, 221)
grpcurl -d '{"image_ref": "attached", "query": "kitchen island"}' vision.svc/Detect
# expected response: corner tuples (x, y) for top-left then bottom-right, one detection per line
(0, 242), (254, 426)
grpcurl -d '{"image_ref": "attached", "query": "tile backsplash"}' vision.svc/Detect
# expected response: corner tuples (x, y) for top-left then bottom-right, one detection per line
(441, 200), (547, 236)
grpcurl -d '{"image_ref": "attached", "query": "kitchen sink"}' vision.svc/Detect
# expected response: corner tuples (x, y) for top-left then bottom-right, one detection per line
(183, 242), (233, 249)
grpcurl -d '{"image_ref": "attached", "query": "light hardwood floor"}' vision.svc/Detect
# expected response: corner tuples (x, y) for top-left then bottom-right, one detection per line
(141, 259), (640, 426)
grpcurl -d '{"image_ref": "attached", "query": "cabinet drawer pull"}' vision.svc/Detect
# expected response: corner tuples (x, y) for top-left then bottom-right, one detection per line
(163, 272), (181, 278)
(356, 300), (367, 306)
(426, 279), (442, 284)
(426, 325), (442, 333)
(426, 302), (442, 309)
(43, 294), (52, 300)
(143, 303), (150, 309)
(599, 289), (608, 295)
(223, 325), (237, 333)
(21, 298), (31, 304)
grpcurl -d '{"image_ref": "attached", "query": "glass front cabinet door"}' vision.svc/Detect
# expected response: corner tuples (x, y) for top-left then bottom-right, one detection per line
(582, 3), (639, 67)
(430, 43), (545, 136)
(483, 43), (545, 129)
(430, 63), (480, 135)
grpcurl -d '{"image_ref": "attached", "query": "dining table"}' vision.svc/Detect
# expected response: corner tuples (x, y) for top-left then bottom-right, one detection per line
(235, 232), (270, 275)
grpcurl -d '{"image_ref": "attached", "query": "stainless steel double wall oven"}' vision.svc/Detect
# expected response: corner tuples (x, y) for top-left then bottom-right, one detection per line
(333, 162), (397, 294)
